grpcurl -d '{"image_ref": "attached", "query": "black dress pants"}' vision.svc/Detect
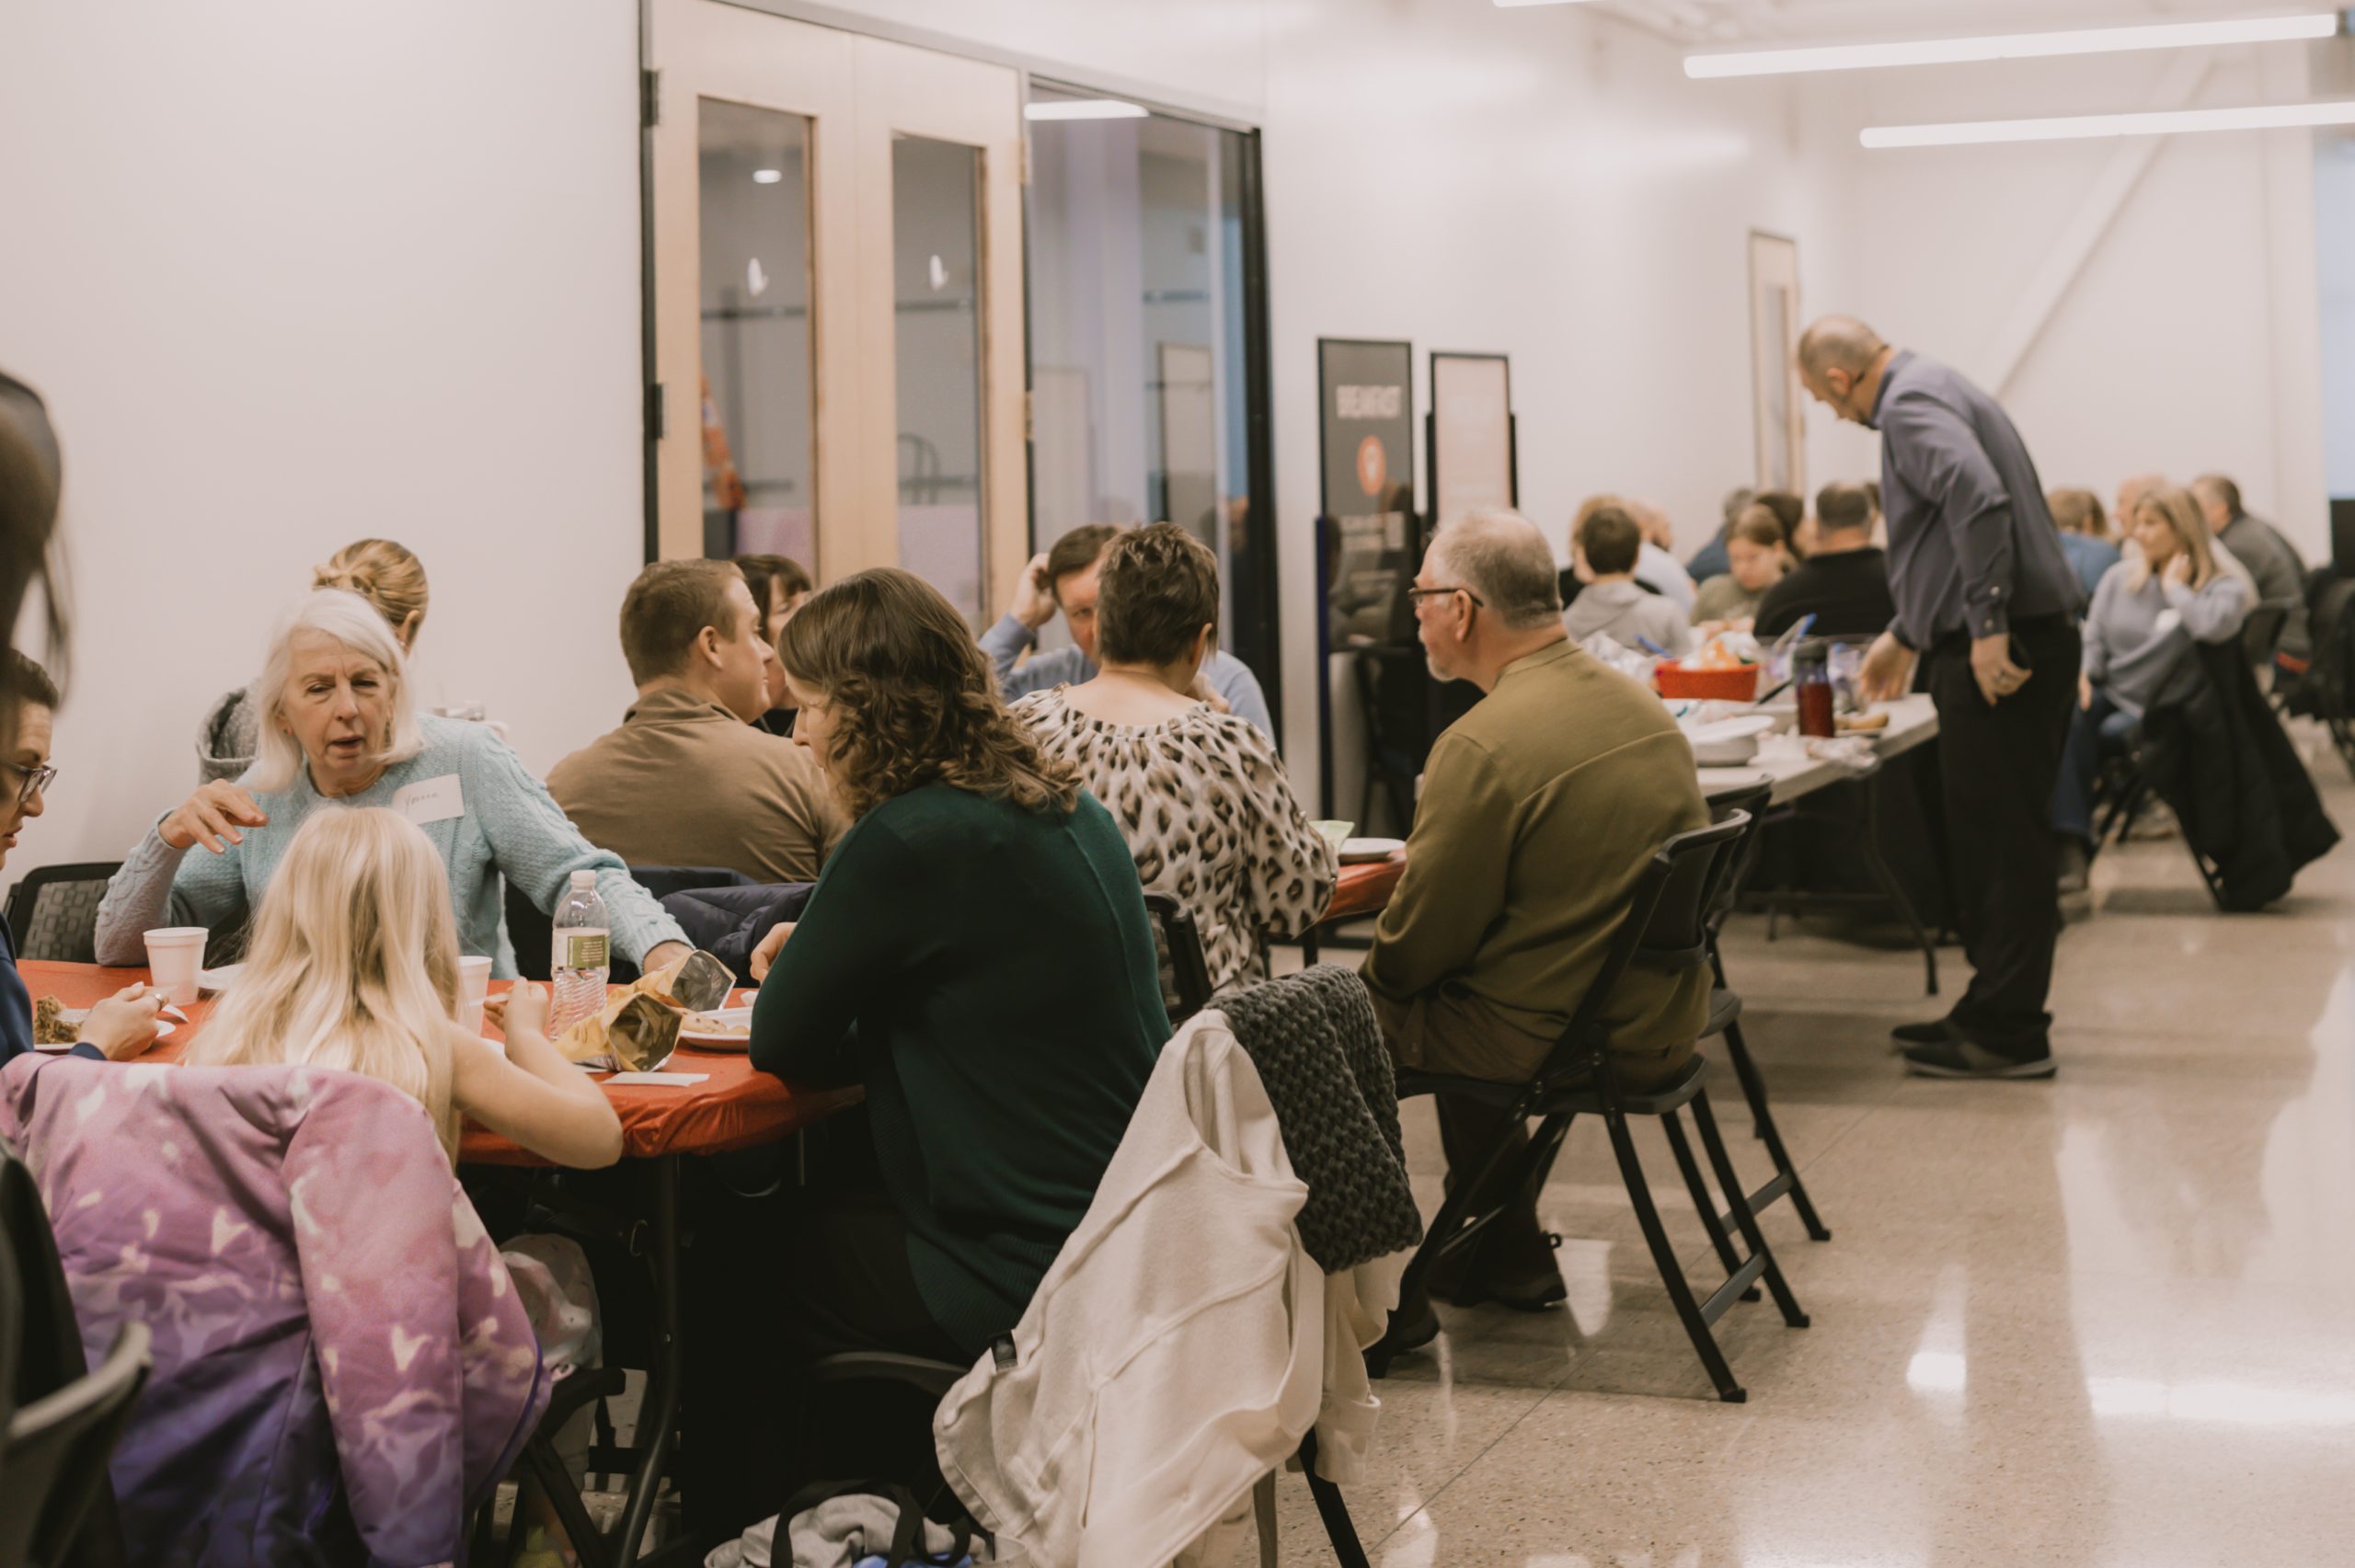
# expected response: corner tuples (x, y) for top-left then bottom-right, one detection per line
(1923, 615), (2081, 1057)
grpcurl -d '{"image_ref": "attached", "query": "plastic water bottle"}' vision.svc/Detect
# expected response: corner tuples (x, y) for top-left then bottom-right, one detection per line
(549, 869), (612, 1035)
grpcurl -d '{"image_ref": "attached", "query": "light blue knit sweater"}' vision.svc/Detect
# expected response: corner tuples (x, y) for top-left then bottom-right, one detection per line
(95, 715), (688, 978)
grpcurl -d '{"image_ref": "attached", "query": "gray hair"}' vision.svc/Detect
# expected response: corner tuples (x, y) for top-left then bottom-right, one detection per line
(1429, 509), (1562, 632)
(247, 589), (425, 792)
(1720, 486), (1756, 527)
(1798, 315), (1888, 378)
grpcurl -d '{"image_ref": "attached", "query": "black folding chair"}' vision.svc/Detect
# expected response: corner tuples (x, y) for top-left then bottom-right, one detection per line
(4, 864), (121, 965)
(0, 1322), (152, 1568)
(1703, 786), (1831, 1243)
(2242, 598), (2294, 681)
(1142, 893), (1215, 1024)
(1392, 812), (1809, 1402)
(1, 1139), (136, 1568)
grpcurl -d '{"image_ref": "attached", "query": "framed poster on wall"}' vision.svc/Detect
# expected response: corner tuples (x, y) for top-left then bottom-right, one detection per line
(1748, 231), (1804, 497)
(1428, 351), (1516, 524)
(1315, 338), (1416, 819)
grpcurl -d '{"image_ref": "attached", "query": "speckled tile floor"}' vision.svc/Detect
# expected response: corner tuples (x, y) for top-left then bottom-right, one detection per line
(1261, 733), (2355, 1568)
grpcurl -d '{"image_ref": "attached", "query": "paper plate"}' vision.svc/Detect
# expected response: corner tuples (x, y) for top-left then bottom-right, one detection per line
(1338, 837), (1405, 864)
(39, 1020), (173, 1054)
(677, 1005), (753, 1052)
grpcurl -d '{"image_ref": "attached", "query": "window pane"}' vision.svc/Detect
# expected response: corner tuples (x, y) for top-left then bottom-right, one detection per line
(1026, 93), (1266, 678)
(892, 135), (988, 628)
(698, 98), (815, 567)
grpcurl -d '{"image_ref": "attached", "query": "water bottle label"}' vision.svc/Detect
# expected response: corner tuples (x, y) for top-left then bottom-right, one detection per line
(556, 932), (609, 971)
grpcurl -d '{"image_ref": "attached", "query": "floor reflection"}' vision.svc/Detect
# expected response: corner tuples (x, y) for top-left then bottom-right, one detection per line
(1269, 750), (2355, 1566)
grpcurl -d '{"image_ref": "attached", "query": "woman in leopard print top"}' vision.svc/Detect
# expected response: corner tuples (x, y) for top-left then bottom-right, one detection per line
(1009, 525), (1335, 991)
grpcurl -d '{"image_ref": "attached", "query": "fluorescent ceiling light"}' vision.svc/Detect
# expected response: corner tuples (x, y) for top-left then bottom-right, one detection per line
(1024, 99), (1148, 121)
(1864, 98), (2355, 147)
(1688, 13), (2339, 78)
(751, 167), (783, 184)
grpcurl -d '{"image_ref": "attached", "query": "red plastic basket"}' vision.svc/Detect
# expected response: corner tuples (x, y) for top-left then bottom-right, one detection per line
(1654, 661), (1760, 701)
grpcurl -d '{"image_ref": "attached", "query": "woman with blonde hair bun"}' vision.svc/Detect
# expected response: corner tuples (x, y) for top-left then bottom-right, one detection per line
(197, 538), (430, 783)
(183, 806), (621, 1167)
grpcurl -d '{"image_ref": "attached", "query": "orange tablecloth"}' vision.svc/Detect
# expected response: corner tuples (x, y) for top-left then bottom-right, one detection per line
(18, 961), (858, 1166)
(1325, 853), (1405, 922)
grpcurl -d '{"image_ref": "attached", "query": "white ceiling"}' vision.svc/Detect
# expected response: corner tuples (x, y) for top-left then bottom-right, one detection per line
(1592, 0), (2339, 46)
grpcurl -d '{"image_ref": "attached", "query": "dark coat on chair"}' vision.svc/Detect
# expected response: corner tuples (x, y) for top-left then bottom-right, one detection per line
(2141, 640), (2339, 910)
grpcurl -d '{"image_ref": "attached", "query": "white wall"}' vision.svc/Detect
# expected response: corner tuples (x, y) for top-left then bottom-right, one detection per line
(1839, 41), (2333, 558)
(1255, 0), (1873, 789)
(5, 0), (2336, 860)
(0, 0), (646, 878)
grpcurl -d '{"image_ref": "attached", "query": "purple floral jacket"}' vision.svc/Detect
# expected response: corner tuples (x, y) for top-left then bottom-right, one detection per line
(0, 1055), (551, 1567)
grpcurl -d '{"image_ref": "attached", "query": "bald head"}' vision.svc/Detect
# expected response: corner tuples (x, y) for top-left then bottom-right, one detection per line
(1430, 508), (1562, 631)
(1798, 316), (1889, 379)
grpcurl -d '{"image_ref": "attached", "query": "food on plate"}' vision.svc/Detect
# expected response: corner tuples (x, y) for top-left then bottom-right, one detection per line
(683, 1011), (751, 1038)
(32, 995), (74, 1047)
(1837, 711), (1890, 733)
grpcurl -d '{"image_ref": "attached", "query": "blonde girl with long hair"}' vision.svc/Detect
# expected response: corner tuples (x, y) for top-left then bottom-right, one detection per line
(186, 806), (622, 1169)
(2051, 480), (2253, 875)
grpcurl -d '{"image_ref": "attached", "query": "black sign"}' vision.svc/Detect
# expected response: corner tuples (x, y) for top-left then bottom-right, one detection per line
(1316, 339), (1416, 654)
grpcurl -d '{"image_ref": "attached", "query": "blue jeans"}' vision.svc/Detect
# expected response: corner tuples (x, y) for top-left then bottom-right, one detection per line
(2051, 690), (2140, 847)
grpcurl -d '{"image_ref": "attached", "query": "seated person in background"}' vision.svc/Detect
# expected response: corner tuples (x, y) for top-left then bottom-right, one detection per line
(1013, 523), (1335, 993)
(97, 589), (695, 978)
(1563, 502), (1695, 656)
(200, 538), (427, 783)
(735, 568), (1165, 1508)
(0, 652), (162, 1065)
(735, 552), (812, 736)
(2048, 488), (2121, 604)
(1684, 486), (1753, 583)
(1755, 479), (1897, 639)
(982, 523), (1275, 739)
(1367, 509), (1708, 1334)
(2193, 473), (2308, 660)
(2052, 482), (2253, 890)
(1629, 498), (1697, 612)
(1691, 505), (1790, 631)
(187, 807), (623, 1168)
(1755, 488), (1806, 558)
(548, 559), (839, 885)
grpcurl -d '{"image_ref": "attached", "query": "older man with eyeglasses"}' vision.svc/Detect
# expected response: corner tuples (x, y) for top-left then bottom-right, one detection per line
(1366, 509), (1710, 1355)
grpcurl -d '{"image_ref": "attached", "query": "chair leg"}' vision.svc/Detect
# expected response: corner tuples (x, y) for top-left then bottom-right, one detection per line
(1690, 1090), (1808, 1331)
(1720, 1019), (1831, 1242)
(1602, 1098), (1745, 1402)
(1660, 1109), (1754, 1301)
(1297, 1430), (1373, 1568)
(520, 1436), (615, 1568)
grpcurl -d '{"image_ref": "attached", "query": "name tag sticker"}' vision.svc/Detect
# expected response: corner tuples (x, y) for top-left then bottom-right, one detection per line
(393, 774), (466, 826)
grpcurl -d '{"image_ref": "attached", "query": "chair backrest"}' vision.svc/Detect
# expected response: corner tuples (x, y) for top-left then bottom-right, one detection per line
(0, 1322), (152, 1568)
(1540, 811), (1750, 1084)
(2242, 599), (2294, 670)
(1142, 893), (1214, 1024)
(1702, 784), (1775, 943)
(0, 1141), (130, 1568)
(3, 865), (121, 965)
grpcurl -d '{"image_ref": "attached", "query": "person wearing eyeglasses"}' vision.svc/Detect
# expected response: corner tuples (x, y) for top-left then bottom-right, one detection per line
(0, 652), (165, 1065)
(1364, 509), (1709, 1360)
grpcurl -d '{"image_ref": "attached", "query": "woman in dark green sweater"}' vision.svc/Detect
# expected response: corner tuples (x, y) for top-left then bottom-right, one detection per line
(746, 567), (1168, 1370)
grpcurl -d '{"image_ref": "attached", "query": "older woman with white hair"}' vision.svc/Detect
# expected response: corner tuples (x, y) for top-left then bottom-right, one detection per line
(96, 589), (694, 977)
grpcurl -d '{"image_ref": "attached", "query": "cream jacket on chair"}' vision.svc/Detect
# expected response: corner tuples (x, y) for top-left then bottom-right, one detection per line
(933, 1017), (1329, 1567)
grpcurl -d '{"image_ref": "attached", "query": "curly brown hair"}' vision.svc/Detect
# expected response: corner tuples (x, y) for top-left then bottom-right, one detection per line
(777, 567), (1079, 822)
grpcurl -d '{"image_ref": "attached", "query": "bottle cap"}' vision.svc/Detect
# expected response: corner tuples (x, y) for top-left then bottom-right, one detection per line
(570, 869), (597, 890)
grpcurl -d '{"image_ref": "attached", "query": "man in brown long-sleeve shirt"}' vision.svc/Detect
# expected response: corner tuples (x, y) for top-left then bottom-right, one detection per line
(1367, 509), (1707, 1337)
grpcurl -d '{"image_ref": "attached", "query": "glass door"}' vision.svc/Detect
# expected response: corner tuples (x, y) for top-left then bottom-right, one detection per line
(651, 3), (1027, 624)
